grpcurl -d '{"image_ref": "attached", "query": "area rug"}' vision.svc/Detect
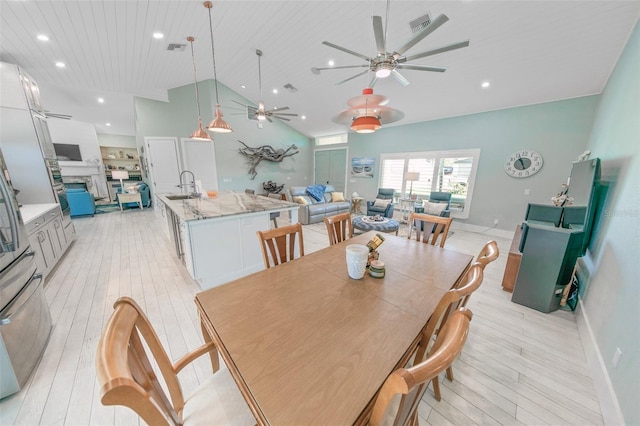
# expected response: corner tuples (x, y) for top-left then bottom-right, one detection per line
(95, 203), (120, 214)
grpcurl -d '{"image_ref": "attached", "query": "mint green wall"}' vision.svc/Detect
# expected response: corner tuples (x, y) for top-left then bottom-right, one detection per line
(345, 96), (598, 230)
(97, 133), (136, 148)
(581, 22), (639, 425)
(134, 79), (311, 193)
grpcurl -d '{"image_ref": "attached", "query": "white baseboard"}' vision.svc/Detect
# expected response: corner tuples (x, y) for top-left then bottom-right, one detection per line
(450, 221), (515, 240)
(575, 300), (625, 425)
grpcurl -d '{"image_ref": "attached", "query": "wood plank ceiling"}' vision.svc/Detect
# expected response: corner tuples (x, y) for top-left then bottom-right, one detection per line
(1, 0), (638, 137)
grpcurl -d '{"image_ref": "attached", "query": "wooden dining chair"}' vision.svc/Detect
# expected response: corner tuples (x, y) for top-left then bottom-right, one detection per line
(407, 212), (453, 247)
(369, 308), (473, 426)
(412, 263), (483, 401)
(256, 222), (304, 268)
(96, 297), (254, 426)
(323, 212), (353, 246)
(457, 240), (500, 308)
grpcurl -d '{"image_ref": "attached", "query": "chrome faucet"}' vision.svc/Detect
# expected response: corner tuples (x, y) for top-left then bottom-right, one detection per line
(177, 170), (198, 197)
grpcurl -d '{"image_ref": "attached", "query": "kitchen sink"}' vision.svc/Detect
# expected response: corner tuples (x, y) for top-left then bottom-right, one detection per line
(165, 194), (194, 200)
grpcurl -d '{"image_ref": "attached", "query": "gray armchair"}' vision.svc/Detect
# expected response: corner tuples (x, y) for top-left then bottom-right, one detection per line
(366, 188), (395, 218)
(427, 192), (452, 217)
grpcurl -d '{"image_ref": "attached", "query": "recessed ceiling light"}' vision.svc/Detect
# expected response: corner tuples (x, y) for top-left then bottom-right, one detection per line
(272, 88), (278, 94)
(301, 115), (306, 120)
(481, 81), (490, 88)
(97, 98), (105, 103)
(105, 123), (111, 126)
(55, 62), (65, 68)
(240, 84), (246, 89)
(37, 34), (49, 42)
(328, 60), (335, 67)
(153, 32), (164, 39)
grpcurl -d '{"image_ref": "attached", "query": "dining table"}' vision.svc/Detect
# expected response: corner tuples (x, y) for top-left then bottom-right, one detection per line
(195, 231), (473, 425)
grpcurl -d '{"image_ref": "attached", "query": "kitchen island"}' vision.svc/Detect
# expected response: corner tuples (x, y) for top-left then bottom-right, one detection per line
(157, 191), (298, 289)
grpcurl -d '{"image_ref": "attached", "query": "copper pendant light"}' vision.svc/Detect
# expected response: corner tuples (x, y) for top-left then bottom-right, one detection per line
(187, 36), (211, 141)
(333, 88), (403, 133)
(204, 1), (232, 134)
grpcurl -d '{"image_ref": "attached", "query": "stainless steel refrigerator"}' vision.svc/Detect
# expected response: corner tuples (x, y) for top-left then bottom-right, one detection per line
(0, 148), (52, 399)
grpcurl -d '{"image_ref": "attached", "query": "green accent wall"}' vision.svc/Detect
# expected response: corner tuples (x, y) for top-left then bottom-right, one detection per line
(345, 96), (599, 230)
(134, 78), (311, 193)
(581, 21), (639, 425)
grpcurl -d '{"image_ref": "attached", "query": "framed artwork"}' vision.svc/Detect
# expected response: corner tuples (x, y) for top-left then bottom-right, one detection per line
(351, 157), (375, 178)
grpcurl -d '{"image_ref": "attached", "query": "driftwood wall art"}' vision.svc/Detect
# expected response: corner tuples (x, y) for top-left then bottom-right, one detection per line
(237, 140), (299, 179)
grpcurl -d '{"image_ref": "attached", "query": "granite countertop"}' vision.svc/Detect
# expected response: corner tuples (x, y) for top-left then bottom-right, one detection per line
(20, 203), (60, 224)
(158, 191), (298, 221)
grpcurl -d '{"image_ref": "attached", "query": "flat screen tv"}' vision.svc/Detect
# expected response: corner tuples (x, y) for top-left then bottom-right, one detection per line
(53, 143), (82, 161)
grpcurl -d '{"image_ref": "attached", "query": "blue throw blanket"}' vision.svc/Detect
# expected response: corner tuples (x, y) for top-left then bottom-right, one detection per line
(306, 184), (326, 201)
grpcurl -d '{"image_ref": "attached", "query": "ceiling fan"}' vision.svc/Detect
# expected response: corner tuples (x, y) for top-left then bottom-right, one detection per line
(311, 1), (469, 87)
(232, 49), (298, 123)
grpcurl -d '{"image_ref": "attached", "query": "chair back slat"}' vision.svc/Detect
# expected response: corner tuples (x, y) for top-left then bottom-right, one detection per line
(324, 212), (353, 246)
(97, 297), (185, 425)
(407, 212), (453, 247)
(257, 223), (304, 268)
(457, 240), (500, 307)
(369, 308), (473, 426)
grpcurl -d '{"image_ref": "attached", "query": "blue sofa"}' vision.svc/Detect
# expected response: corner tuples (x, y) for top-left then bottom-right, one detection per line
(67, 188), (96, 217)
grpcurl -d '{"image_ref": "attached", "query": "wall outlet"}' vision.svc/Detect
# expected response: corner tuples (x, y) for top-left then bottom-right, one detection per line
(524, 188), (531, 195)
(612, 347), (622, 368)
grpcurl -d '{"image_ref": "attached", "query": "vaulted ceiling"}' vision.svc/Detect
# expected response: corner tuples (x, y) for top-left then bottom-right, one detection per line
(1, 1), (638, 138)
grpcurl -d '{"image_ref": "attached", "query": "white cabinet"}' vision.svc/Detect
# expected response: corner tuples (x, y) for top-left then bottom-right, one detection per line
(23, 205), (72, 279)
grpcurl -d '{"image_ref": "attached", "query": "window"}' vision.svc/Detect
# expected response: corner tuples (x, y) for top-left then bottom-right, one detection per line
(315, 133), (347, 146)
(379, 149), (480, 218)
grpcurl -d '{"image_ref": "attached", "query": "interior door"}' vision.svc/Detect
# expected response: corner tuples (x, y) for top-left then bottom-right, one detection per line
(180, 138), (219, 192)
(314, 149), (347, 192)
(144, 137), (181, 196)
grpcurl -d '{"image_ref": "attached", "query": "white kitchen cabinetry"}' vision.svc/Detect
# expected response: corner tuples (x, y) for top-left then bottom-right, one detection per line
(21, 204), (73, 280)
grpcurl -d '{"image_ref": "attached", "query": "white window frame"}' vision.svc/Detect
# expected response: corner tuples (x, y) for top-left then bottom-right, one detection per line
(315, 133), (348, 146)
(379, 149), (481, 219)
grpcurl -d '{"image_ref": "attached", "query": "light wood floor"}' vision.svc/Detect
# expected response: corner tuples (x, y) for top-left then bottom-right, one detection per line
(0, 208), (604, 425)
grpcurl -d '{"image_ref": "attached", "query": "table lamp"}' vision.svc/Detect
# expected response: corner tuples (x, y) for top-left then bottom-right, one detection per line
(111, 170), (129, 194)
(406, 172), (420, 199)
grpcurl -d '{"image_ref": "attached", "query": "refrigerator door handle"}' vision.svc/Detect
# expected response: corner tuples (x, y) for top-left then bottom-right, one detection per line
(0, 273), (43, 325)
(0, 174), (19, 253)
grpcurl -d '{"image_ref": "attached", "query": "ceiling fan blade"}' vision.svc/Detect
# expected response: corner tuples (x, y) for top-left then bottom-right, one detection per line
(336, 69), (370, 85)
(397, 64), (447, 73)
(372, 16), (385, 56)
(322, 41), (371, 62)
(274, 116), (291, 122)
(272, 113), (298, 117)
(312, 65), (369, 73)
(369, 75), (378, 88)
(233, 99), (252, 108)
(403, 40), (470, 62)
(266, 117), (274, 123)
(391, 70), (410, 86)
(393, 13), (449, 57)
(269, 106), (290, 112)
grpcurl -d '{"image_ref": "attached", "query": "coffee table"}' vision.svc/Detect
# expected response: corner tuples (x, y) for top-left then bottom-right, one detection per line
(117, 192), (143, 211)
(352, 215), (399, 235)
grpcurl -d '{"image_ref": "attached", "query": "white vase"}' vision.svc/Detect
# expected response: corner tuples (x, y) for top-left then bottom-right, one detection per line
(346, 244), (369, 279)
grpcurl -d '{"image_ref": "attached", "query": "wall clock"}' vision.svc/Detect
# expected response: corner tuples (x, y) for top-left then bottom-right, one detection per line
(504, 150), (543, 178)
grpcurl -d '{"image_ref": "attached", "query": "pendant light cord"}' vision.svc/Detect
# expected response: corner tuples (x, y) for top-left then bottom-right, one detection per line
(257, 50), (263, 100)
(188, 38), (204, 121)
(207, 5), (221, 106)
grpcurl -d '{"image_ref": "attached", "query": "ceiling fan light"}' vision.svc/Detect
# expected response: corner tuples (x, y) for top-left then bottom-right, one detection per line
(351, 116), (381, 133)
(207, 106), (233, 133)
(375, 67), (392, 78)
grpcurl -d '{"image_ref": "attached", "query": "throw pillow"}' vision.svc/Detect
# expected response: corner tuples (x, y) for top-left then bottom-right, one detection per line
(331, 192), (346, 202)
(306, 184), (326, 202)
(373, 198), (391, 208)
(293, 196), (311, 205)
(423, 201), (447, 215)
